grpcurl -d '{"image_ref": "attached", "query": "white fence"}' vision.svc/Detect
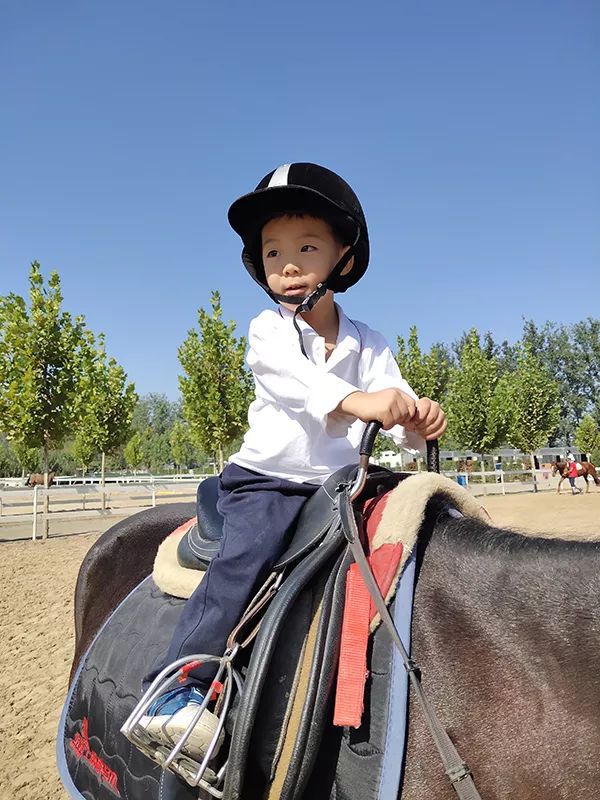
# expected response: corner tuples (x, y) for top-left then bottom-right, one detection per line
(0, 477), (210, 540)
(442, 467), (561, 495)
(0, 466), (568, 541)
(0, 472), (209, 488)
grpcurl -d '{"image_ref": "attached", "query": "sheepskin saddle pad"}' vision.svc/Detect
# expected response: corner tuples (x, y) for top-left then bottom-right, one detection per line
(58, 470), (487, 800)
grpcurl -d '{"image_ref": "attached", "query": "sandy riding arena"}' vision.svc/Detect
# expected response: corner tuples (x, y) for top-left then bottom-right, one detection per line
(0, 490), (598, 800)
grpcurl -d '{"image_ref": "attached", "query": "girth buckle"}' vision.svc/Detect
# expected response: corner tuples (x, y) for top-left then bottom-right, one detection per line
(448, 763), (472, 784)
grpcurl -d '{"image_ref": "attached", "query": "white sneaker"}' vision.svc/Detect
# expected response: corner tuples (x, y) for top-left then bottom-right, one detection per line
(140, 698), (223, 759)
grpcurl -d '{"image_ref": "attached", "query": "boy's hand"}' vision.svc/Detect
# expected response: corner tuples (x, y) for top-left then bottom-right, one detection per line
(405, 397), (447, 441)
(338, 391), (447, 440)
(338, 389), (417, 430)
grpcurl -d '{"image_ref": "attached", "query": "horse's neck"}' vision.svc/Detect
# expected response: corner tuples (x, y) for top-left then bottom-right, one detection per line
(405, 521), (600, 798)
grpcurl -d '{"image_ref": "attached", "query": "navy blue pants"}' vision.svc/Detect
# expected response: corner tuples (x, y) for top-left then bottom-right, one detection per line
(146, 464), (318, 687)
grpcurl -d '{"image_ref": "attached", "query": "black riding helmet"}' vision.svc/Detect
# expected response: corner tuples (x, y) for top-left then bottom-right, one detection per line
(228, 163), (370, 310)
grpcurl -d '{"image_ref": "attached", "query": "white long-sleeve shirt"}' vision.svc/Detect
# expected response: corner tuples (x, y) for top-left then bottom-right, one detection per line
(229, 303), (425, 484)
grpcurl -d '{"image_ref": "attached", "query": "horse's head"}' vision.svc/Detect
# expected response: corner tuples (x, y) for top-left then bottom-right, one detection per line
(552, 462), (566, 477)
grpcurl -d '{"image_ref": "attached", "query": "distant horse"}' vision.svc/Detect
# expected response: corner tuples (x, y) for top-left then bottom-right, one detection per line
(552, 461), (600, 493)
(25, 471), (55, 487)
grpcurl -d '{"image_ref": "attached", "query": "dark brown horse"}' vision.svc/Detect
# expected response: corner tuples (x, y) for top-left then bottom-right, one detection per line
(552, 460), (600, 493)
(25, 471), (55, 487)
(68, 502), (600, 799)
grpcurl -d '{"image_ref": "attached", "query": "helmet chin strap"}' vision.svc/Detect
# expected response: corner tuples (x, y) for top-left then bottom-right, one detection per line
(292, 286), (327, 358)
(268, 282), (326, 310)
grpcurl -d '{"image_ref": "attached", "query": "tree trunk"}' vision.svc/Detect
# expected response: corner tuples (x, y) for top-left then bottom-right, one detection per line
(43, 435), (50, 539)
(217, 445), (224, 474)
(531, 451), (538, 493)
(101, 451), (106, 511)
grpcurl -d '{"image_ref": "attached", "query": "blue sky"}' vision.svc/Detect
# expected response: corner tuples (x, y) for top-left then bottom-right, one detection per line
(1, 1), (598, 398)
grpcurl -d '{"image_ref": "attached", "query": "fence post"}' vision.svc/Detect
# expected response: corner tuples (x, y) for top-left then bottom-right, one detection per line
(480, 458), (487, 495)
(152, 478), (156, 508)
(42, 485), (50, 539)
(32, 485), (38, 541)
(501, 470), (506, 496)
(101, 452), (107, 511)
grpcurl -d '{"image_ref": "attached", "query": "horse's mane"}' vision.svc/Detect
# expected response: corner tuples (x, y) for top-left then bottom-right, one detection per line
(435, 510), (600, 555)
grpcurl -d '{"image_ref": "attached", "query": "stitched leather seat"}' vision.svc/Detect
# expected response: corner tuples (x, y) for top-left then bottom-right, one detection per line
(177, 478), (223, 569)
(177, 465), (358, 572)
(196, 477), (224, 541)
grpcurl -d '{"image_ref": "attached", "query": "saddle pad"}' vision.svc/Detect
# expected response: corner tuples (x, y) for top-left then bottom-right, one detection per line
(57, 577), (198, 800)
(329, 551), (417, 800)
(58, 554), (414, 800)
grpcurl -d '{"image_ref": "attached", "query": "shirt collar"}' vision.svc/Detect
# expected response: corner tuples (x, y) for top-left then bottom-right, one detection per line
(277, 303), (361, 353)
(335, 304), (361, 353)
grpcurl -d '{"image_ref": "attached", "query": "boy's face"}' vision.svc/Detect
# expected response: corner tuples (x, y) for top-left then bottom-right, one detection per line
(261, 215), (351, 310)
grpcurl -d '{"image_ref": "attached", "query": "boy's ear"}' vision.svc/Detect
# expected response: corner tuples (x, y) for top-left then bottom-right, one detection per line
(340, 251), (354, 276)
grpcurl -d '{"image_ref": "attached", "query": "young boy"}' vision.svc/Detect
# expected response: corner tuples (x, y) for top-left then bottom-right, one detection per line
(139, 162), (447, 758)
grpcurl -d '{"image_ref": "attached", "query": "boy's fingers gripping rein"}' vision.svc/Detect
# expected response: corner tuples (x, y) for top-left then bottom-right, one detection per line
(411, 399), (447, 440)
(376, 389), (415, 430)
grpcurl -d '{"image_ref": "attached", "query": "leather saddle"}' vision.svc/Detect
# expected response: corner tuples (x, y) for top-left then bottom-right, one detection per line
(59, 465), (413, 800)
(177, 465), (361, 573)
(221, 464), (406, 799)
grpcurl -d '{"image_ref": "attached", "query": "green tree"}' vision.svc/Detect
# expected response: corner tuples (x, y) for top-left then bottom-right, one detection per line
(395, 327), (451, 401)
(574, 415), (600, 459)
(169, 420), (196, 471)
(72, 428), (98, 476)
(9, 439), (40, 476)
(593, 401), (600, 430)
(142, 431), (172, 473)
(572, 318), (600, 409)
(124, 431), (145, 471)
(131, 393), (178, 435)
(372, 434), (402, 460)
(49, 441), (79, 476)
(0, 435), (23, 477)
(0, 263), (86, 528)
(521, 318), (600, 443)
(493, 344), (560, 486)
(75, 330), (137, 485)
(105, 446), (127, 472)
(179, 291), (253, 471)
(445, 329), (502, 452)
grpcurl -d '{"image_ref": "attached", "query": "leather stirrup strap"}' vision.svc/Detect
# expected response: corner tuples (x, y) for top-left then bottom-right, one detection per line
(338, 486), (483, 800)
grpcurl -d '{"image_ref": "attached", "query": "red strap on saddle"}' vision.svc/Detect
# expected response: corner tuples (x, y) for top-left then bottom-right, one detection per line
(333, 563), (371, 727)
(333, 494), (404, 728)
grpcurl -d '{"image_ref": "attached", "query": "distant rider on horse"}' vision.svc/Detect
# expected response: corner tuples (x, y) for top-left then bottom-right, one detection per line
(567, 451), (582, 495)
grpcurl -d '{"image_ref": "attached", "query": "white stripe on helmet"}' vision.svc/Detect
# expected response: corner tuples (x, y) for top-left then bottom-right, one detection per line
(268, 164), (291, 187)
